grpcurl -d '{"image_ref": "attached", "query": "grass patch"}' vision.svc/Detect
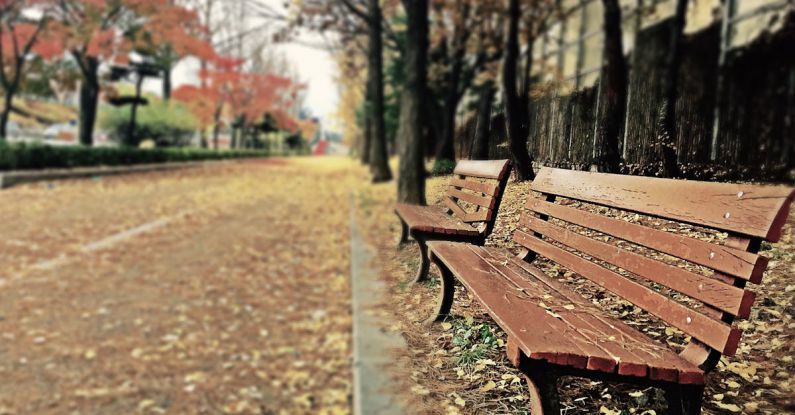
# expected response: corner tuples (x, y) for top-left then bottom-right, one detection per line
(452, 317), (500, 366)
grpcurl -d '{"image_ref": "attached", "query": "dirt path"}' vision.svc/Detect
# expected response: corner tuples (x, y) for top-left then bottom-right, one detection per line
(0, 158), (361, 414)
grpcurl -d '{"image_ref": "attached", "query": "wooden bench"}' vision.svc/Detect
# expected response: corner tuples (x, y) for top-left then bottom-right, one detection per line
(426, 167), (794, 414)
(395, 159), (511, 283)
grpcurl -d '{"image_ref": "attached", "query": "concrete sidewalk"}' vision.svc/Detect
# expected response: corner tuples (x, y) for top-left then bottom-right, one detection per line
(350, 195), (407, 415)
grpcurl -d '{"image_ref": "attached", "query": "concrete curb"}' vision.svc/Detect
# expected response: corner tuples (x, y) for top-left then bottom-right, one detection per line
(350, 193), (406, 415)
(0, 160), (224, 189)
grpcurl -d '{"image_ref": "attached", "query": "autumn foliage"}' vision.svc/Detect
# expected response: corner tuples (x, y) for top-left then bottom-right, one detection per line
(0, 0), (303, 147)
(174, 54), (302, 140)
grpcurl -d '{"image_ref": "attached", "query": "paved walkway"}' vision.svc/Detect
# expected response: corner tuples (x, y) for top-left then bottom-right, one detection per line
(0, 158), (364, 414)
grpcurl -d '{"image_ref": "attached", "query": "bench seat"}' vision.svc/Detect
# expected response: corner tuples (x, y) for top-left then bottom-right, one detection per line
(395, 203), (480, 237)
(429, 241), (705, 385)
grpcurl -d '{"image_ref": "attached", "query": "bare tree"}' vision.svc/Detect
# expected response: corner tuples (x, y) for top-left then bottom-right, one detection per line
(397, 0), (429, 204)
(501, 0), (561, 180)
(657, 0), (689, 177)
(364, 0), (392, 181)
(471, 81), (496, 159)
(503, 0), (535, 180)
(427, 0), (503, 165)
(596, 0), (627, 173)
(328, 0), (392, 181)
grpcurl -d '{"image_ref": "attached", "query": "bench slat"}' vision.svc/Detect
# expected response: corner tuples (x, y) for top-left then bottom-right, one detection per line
(504, 253), (704, 384)
(532, 168), (794, 241)
(450, 177), (499, 196)
(443, 196), (468, 220)
(513, 230), (742, 355)
(447, 187), (495, 210)
(443, 196), (490, 223)
(465, 210), (490, 223)
(526, 198), (767, 283)
(521, 216), (756, 318)
(453, 159), (511, 180)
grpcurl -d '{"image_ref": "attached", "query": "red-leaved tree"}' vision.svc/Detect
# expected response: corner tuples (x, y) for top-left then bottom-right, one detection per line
(50, 0), (172, 145)
(132, 0), (215, 100)
(0, 0), (61, 140)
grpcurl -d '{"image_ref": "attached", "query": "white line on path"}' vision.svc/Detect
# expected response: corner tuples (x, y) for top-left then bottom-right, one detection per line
(2, 210), (191, 286)
(81, 216), (174, 253)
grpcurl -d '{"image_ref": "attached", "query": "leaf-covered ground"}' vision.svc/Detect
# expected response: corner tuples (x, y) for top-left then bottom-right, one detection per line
(0, 158), (363, 414)
(357, 170), (794, 414)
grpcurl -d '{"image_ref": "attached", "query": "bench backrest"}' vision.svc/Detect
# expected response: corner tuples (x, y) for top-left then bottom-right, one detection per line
(444, 159), (512, 235)
(516, 167), (793, 360)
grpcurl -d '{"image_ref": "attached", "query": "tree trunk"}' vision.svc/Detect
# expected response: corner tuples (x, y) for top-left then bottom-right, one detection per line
(434, 49), (465, 163)
(162, 65), (172, 101)
(0, 88), (14, 141)
(597, 0), (627, 173)
(397, 0), (429, 205)
(361, 81), (372, 164)
(78, 57), (101, 146)
(472, 81), (495, 160)
(200, 129), (208, 148)
(367, 0), (393, 182)
(127, 75), (145, 146)
(502, 0), (535, 181)
(434, 100), (457, 162)
(657, 0), (688, 177)
(427, 102), (444, 158)
(212, 105), (222, 150)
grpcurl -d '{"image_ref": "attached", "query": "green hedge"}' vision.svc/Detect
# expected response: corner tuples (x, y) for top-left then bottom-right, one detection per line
(0, 142), (271, 171)
(100, 99), (199, 147)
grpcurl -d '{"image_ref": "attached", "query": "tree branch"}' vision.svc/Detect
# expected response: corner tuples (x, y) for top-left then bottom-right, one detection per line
(336, 0), (370, 23)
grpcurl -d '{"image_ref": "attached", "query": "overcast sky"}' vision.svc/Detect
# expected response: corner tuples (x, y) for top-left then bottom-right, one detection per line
(159, 0), (340, 127)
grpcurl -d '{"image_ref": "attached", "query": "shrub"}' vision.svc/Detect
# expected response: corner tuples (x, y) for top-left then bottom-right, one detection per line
(0, 142), (270, 171)
(99, 99), (199, 147)
(431, 158), (456, 176)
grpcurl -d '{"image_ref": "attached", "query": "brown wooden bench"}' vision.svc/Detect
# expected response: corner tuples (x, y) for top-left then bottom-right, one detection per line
(395, 159), (511, 283)
(426, 167), (793, 414)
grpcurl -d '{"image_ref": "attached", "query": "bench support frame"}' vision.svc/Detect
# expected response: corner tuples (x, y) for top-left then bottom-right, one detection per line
(507, 336), (705, 414)
(507, 338), (561, 414)
(423, 256), (456, 325)
(397, 213), (410, 246)
(413, 237), (430, 284)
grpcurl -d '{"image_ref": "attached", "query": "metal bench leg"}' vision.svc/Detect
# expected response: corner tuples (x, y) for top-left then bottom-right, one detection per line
(424, 258), (455, 325)
(524, 371), (560, 415)
(412, 239), (430, 284)
(665, 384), (704, 415)
(507, 338), (560, 415)
(396, 215), (409, 247)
